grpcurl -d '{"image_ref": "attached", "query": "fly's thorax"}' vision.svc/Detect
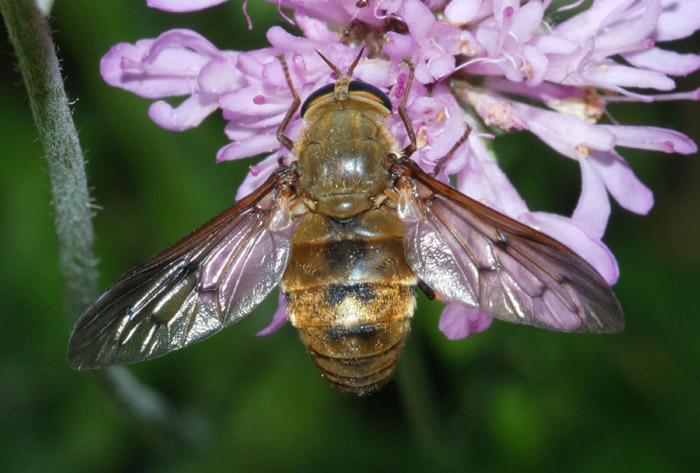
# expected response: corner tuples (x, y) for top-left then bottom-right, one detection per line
(293, 99), (401, 220)
(281, 207), (417, 394)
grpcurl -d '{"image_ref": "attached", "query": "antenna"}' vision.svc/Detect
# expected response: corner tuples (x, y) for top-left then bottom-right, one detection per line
(316, 47), (365, 78)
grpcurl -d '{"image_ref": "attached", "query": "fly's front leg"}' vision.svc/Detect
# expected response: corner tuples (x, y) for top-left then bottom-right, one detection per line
(276, 55), (300, 152)
(398, 58), (417, 158)
(431, 125), (472, 177)
(397, 58), (471, 177)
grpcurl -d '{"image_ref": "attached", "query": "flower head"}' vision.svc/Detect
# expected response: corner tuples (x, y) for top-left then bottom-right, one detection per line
(103, 0), (698, 339)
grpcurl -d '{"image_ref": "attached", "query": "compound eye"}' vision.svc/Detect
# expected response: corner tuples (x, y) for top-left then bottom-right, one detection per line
(348, 81), (392, 112)
(300, 83), (335, 118)
(300, 81), (393, 118)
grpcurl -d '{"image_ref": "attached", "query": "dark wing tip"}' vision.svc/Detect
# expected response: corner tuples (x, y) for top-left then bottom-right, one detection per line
(593, 293), (625, 334)
(66, 333), (113, 370)
(66, 348), (100, 371)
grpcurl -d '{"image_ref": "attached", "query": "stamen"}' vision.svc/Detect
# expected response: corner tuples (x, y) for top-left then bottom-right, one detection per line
(277, 0), (295, 25)
(242, 0), (253, 30)
(500, 49), (520, 71)
(454, 56), (504, 72)
(373, 0), (389, 20)
(644, 88), (700, 102)
(557, 0), (585, 12)
(604, 109), (620, 126)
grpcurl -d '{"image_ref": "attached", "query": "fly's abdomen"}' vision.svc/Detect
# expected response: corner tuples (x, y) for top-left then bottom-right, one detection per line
(289, 283), (414, 395)
(281, 209), (417, 395)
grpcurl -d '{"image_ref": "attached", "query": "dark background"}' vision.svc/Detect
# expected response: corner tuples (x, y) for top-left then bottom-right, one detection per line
(1, 1), (699, 472)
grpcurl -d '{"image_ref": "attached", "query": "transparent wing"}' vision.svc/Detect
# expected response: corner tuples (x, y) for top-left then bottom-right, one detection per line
(67, 171), (296, 369)
(394, 160), (624, 333)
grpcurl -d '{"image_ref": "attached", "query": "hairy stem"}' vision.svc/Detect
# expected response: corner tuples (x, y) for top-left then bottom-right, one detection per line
(2, 0), (97, 315)
(1, 0), (206, 446)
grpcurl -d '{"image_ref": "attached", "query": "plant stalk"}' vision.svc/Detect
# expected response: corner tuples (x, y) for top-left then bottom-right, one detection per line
(1, 0), (206, 447)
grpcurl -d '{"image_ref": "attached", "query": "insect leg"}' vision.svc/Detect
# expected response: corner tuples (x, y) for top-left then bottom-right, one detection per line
(431, 125), (472, 177)
(276, 55), (300, 152)
(398, 58), (417, 158)
(417, 280), (436, 300)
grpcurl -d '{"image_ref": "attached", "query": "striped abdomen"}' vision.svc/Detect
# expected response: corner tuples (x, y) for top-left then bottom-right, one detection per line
(281, 209), (417, 395)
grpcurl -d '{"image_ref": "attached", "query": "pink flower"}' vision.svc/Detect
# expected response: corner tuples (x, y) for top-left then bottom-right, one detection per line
(101, 29), (241, 130)
(383, 0), (463, 83)
(147, 0), (227, 12)
(439, 302), (493, 340)
(104, 0), (699, 340)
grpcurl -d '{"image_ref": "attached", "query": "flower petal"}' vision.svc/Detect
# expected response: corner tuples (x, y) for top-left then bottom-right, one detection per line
(624, 47), (700, 77)
(583, 62), (675, 92)
(232, 152), (282, 200)
(522, 212), (619, 285)
(216, 134), (279, 162)
(594, 0), (661, 53)
(466, 89), (529, 131)
(509, 0), (544, 41)
(444, 0), (481, 25)
(457, 136), (528, 217)
(199, 54), (244, 95)
(591, 151), (654, 215)
(296, 14), (339, 43)
(402, 0), (436, 43)
(256, 291), (288, 336)
(572, 157), (610, 239)
(522, 44), (548, 86)
(146, 0), (227, 12)
(513, 103), (614, 159)
(602, 125), (698, 154)
(148, 94), (219, 130)
(100, 40), (193, 98)
(438, 302), (493, 340)
(220, 86), (290, 118)
(655, 0), (700, 41)
(100, 29), (221, 98)
(383, 32), (416, 62)
(144, 28), (223, 61)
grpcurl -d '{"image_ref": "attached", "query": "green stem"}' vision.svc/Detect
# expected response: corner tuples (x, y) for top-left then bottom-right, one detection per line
(1, 0), (206, 447)
(1, 0), (97, 316)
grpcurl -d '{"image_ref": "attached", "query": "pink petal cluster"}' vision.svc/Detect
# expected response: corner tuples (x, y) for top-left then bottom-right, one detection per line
(103, 0), (699, 340)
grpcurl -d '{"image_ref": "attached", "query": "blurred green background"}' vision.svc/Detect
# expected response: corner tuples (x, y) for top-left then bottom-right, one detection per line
(1, 1), (699, 472)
